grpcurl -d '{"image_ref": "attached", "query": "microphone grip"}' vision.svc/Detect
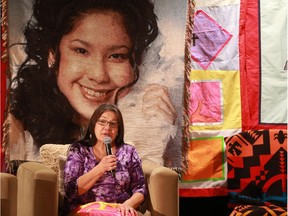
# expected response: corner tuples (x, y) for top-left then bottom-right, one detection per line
(105, 143), (113, 155)
(105, 143), (115, 177)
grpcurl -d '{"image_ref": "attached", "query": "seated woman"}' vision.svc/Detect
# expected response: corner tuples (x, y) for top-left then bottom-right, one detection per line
(62, 103), (146, 216)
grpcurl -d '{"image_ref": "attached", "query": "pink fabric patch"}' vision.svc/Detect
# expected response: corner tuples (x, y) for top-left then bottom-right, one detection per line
(189, 81), (222, 123)
(75, 201), (121, 216)
(191, 10), (233, 70)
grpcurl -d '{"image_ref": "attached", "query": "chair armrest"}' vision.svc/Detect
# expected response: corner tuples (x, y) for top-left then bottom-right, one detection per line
(1, 173), (18, 216)
(142, 161), (179, 216)
(17, 162), (58, 216)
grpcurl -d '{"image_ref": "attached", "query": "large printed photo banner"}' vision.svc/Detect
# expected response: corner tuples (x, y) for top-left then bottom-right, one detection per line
(2, 0), (188, 173)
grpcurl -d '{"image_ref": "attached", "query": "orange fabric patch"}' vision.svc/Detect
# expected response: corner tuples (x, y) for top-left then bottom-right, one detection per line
(182, 136), (225, 181)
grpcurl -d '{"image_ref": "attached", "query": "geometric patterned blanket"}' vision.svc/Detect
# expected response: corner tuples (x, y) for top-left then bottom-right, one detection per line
(225, 129), (287, 208)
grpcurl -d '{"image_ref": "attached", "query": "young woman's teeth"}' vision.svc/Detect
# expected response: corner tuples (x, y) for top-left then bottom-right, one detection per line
(82, 87), (106, 98)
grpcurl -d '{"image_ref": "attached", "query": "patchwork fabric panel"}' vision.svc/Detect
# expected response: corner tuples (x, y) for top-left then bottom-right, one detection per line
(225, 129), (287, 207)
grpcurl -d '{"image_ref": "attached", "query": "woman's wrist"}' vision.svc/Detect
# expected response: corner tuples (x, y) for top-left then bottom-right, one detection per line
(94, 164), (105, 176)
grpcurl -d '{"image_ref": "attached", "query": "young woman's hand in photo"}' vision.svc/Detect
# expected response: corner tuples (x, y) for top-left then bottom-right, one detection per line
(142, 84), (176, 124)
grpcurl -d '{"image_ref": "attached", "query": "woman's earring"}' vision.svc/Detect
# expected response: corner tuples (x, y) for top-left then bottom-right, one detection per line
(48, 61), (55, 68)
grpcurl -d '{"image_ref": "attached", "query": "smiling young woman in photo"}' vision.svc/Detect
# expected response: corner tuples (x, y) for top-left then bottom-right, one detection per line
(51, 10), (135, 123)
(7, 0), (175, 162)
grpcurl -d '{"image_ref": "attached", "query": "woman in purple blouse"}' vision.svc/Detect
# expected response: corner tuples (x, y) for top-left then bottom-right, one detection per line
(62, 104), (146, 216)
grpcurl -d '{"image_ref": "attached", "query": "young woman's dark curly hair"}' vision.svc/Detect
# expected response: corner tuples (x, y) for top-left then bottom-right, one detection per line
(9, 0), (158, 149)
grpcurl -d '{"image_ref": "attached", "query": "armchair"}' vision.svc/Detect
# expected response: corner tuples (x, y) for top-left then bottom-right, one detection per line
(1, 172), (18, 216)
(16, 144), (179, 216)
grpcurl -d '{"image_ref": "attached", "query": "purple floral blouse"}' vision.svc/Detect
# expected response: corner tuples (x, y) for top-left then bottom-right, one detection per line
(62, 142), (146, 214)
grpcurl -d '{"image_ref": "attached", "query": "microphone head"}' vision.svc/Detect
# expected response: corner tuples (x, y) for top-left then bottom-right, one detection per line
(103, 136), (112, 145)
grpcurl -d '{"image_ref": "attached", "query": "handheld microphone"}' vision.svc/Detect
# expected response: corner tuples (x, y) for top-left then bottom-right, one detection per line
(103, 136), (115, 177)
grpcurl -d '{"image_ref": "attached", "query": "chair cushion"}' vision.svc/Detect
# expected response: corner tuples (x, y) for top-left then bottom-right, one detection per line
(40, 143), (70, 198)
(58, 154), (67, 197)
(40, 144), (70, 176)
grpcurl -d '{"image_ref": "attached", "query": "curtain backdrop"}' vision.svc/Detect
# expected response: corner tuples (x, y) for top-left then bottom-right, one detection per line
(1, 0), (8, 171)
(1, 0), (187, 173)
(1, 0), (287, 198)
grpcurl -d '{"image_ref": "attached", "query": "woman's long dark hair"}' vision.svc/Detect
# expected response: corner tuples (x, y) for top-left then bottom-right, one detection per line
(9, 0), (158, 149)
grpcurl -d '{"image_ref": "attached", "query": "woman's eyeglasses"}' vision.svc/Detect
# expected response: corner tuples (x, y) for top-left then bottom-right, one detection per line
(97, 119), (119, 128)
